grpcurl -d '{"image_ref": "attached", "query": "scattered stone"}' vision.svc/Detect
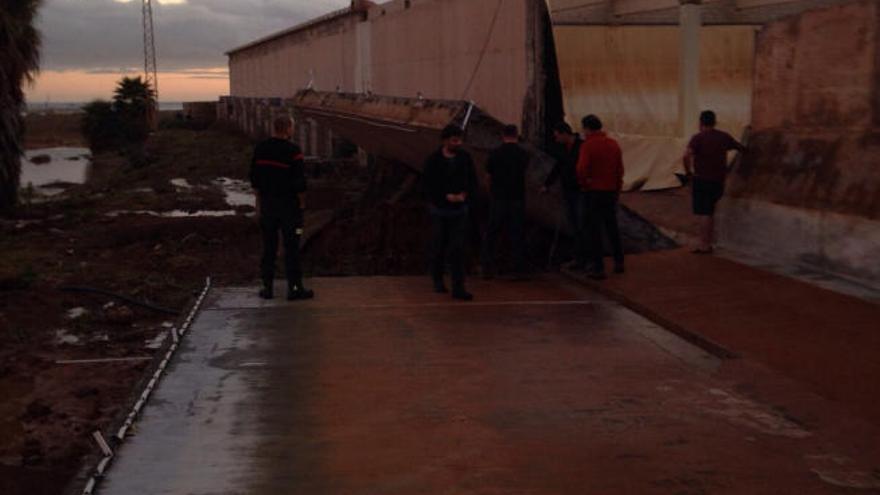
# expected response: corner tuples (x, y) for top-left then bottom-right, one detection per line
(54, 329), (82, 346)
(145, 331), (167, 350)
(66, 307), (88, 320)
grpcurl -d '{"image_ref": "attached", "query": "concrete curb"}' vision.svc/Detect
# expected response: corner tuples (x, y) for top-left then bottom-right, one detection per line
(560, 267), (739, 360)
(64, 277), (213, 495)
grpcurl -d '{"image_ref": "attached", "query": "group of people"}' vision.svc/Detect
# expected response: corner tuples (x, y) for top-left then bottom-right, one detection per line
(424, 114), (626, 301)
(424, 110), (743, 301)
(249, 110), (742, 302)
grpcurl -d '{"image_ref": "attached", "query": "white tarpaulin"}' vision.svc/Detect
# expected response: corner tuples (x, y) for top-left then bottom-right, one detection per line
(553, 25), (755, 190)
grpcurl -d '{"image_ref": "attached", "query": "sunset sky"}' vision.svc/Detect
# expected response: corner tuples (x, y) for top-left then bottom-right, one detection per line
(25, 0), (349, 104)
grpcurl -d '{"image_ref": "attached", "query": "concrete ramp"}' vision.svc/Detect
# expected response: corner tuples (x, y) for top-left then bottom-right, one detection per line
(96, 276), (880, 494)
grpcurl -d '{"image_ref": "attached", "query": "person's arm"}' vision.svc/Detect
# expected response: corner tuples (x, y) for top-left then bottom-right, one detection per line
(423, 155), (446, 207)
(615, 144), (624, 193)
(575, 142), (590, 190)
(683, 136), (697, 176)
(464, 154), (479, 204)
(485, 150), (497, 193)
(291, 146), (307, 193)
(727, 132), (745, 153)
(683, 146), (695, 176)
(250, 146), (261, 217)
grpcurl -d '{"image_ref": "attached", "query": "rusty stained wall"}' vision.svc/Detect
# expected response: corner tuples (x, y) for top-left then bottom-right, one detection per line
(728, 0), (880, 219)
(719, 0), (880, 285)
(228, 0), (532, 130)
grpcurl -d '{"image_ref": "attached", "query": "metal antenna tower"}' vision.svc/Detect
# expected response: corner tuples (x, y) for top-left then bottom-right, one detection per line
(142, 0), (159, 101)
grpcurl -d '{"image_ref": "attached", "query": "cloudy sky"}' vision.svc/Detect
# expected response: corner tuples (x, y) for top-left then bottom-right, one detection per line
(26, 0), (349, 103)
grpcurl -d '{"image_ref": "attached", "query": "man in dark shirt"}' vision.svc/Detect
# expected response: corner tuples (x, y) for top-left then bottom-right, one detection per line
(481, 124), (531, 279)
(577, 115), (625, 280)
(250, 116), (314, 301)
(541, 122), (585, 268)
(423, 125), (478, 301)
(683, 110), (745, 254)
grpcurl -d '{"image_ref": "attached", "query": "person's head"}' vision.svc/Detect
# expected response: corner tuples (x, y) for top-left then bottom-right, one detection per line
(699, 110), (717, 130)
(272, 115), (294, 139)
(581, 114), (603, 135)
(552, 122), (574, 144)
(502, 124), (519, 143)
(441, 124), (464, 151)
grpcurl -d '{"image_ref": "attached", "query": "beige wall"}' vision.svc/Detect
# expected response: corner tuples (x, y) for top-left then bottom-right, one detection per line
(367, 0), (530, 126)
(228, 0), (532, 128)
(229, 16), (357, 98)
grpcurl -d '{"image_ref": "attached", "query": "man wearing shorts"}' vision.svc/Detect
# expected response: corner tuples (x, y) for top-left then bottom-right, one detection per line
(683, 111), (745, 254)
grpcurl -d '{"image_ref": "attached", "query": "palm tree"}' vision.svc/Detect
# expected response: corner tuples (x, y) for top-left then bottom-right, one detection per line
(112, 76), (156, 142)
(0, 0), (42, 213)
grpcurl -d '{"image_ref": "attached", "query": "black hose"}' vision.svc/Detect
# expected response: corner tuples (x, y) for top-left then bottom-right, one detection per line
(59, 286), (181, 316)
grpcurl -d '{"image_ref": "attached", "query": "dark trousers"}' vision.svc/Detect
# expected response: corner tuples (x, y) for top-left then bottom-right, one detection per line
(586, 191), (624, 273)
(481, 200), (526, 274)
(259, 196), (303, 289)
(563, 188), (586, 264)
(431, 210), (468, 289)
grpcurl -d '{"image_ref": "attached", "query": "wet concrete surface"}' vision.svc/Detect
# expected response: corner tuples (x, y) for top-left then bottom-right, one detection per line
(99, 276), (880, 494)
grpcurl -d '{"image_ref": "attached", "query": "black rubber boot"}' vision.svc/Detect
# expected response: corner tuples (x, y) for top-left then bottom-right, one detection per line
(451, 287), (473, 301)
(259, 280), (274, 300)
(287, 284), (315, 301)
(433, 279), (449, 294)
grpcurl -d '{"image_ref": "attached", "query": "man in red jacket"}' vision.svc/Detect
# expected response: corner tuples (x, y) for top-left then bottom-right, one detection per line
(576, 114), (625, 280)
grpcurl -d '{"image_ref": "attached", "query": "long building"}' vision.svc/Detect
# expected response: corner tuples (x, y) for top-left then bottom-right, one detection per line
(221, 0), (880, 287)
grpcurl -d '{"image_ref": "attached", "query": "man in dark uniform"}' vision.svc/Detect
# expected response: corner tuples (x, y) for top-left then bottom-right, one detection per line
(481, 124), (530, 279)
(423, 125), (478, 301)
(249, 115), (314, 301)
(683, 110), (745, 254)
(541, 122), (585, 268)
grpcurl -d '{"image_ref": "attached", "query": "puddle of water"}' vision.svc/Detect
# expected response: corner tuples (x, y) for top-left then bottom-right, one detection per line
(705, 388), (811, 439)
(214, 177), (255, 208)
(22, 147), (91, 189)
(171, 178), (193, 189)
(106, 209), (242, 218)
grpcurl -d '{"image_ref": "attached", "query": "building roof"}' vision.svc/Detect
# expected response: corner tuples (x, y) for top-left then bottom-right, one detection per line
(225, 2), (374, 56)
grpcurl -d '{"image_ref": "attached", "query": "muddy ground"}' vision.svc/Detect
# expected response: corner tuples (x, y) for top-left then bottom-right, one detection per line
(2, 114), (375, 494)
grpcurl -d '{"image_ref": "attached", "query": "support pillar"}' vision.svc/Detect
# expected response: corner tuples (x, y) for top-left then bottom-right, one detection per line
(678, 1), (702, 137)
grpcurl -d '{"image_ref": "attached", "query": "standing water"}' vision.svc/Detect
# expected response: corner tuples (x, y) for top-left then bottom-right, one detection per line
(21, 147), (91, 196)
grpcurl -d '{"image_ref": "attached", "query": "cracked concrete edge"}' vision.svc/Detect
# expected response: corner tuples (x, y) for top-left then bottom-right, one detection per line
(63, 277), (213, 495)
(560, 267), (739, 360)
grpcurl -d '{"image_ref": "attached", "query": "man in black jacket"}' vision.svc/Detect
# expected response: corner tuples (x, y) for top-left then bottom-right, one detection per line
(481, 124), (530, 279)
(541, 122), (586, 269)
(423, 125), (478, 301)
(250, 115), (314, 301)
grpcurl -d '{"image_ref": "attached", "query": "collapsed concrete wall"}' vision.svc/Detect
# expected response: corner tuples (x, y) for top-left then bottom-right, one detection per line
(719, 0), (880, 285)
